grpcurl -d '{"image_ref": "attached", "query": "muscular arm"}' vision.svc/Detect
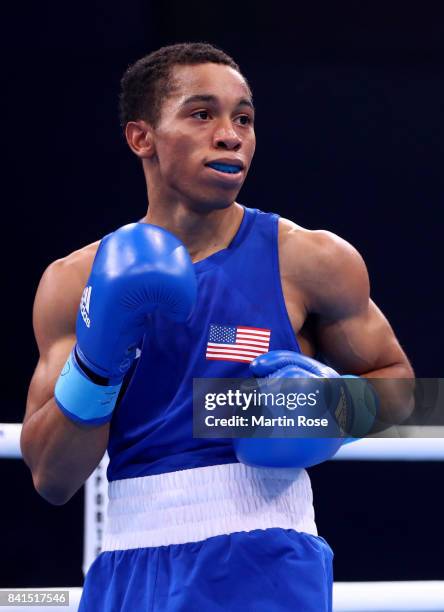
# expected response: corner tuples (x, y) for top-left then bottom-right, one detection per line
(282, 224), (414, 425)
(21, 249), (108, 506)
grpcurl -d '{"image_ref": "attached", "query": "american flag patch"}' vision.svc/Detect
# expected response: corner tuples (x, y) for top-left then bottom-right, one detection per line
(206, 324), (271, 363)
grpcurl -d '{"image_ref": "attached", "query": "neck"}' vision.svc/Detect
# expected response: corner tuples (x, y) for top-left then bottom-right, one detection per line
(141, 200), (244, 263)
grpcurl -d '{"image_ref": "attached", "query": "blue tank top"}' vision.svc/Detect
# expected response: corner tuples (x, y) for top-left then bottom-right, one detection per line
(107, 206), (302, 481)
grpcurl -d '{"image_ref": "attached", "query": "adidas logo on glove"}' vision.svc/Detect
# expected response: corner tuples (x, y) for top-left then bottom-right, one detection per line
(80, 286), (92, 328)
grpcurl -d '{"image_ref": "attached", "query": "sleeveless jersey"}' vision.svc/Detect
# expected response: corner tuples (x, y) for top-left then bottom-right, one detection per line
(107, 205), (302, 481)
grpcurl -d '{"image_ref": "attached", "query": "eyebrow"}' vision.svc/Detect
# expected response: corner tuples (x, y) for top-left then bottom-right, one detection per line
(179, 94), (255, 112)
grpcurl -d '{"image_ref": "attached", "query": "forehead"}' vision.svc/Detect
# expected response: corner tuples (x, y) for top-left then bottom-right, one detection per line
(167, 63), (251, 106)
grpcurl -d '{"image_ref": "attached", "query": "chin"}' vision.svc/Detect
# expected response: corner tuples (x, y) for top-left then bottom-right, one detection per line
(189, 196), (236, 214)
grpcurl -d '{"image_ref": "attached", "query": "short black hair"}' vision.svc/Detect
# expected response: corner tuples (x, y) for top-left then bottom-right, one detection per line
(119, 42), (252, 130)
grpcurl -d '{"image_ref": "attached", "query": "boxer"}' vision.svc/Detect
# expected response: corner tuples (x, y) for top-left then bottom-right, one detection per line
(21, 42), (413, 611)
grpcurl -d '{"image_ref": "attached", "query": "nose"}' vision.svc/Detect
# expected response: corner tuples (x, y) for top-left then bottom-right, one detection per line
(213, 117), (242, 151)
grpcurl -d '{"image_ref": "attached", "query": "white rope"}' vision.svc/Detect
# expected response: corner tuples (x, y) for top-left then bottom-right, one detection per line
(0, 423), (22, 458)
(333, 581), (444, 611)
(334, 432), (444, 461)
(1, 582), (444, 611)
(3, 423), (444, 461)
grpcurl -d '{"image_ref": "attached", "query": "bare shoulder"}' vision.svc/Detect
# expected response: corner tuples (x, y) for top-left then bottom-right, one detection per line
(33, 240), (101, 352)
(55, 240), (101, 286)
(278, 217), (370, 318)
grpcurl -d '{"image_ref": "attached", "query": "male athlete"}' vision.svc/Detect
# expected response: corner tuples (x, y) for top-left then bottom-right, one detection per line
(21, 42), (413, 611)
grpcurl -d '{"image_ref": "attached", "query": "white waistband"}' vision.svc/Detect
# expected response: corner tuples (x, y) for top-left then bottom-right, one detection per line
(102, 462), (317, 551)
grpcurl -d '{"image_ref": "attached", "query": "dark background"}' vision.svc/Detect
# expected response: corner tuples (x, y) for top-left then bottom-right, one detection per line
(1, 1), (443, 587)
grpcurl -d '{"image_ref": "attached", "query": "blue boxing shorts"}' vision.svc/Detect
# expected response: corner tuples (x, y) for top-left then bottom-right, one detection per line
(79, 463), (333, 611)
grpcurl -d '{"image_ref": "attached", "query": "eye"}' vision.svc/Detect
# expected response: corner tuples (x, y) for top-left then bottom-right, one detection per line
(235, 115), (253, 126)
(192, 110), (211, 120)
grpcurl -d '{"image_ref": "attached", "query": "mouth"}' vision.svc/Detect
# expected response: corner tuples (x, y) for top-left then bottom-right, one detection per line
(205, 161), (244, 175)
(204, 161), (245, 183)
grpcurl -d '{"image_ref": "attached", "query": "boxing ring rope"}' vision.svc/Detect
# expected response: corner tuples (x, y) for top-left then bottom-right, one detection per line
(4, 424), (444, 461)
(2, 423), (444, 612)
(2, 583), (444, 612)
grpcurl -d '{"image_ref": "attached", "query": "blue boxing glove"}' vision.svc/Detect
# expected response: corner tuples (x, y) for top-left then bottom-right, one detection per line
(55, 223), (197, 425)
(233, 350), (378, 468)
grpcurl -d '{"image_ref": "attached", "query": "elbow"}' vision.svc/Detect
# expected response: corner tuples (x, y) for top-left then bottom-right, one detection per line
(21, 423), (77, 506)
(375, 362), (416, 426)
(20, 436), (70, 505)
(401, 362), (415, 379)
(32, 472), (74, 506)
(389, 359), (415, 380)
(396, 362), (416, 422)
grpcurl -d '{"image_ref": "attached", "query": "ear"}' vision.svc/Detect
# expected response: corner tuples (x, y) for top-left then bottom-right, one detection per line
(125, 120), (156, 159)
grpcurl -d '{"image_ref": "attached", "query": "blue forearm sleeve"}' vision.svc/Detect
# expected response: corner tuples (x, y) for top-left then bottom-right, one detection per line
(54, 349), (122, 425)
